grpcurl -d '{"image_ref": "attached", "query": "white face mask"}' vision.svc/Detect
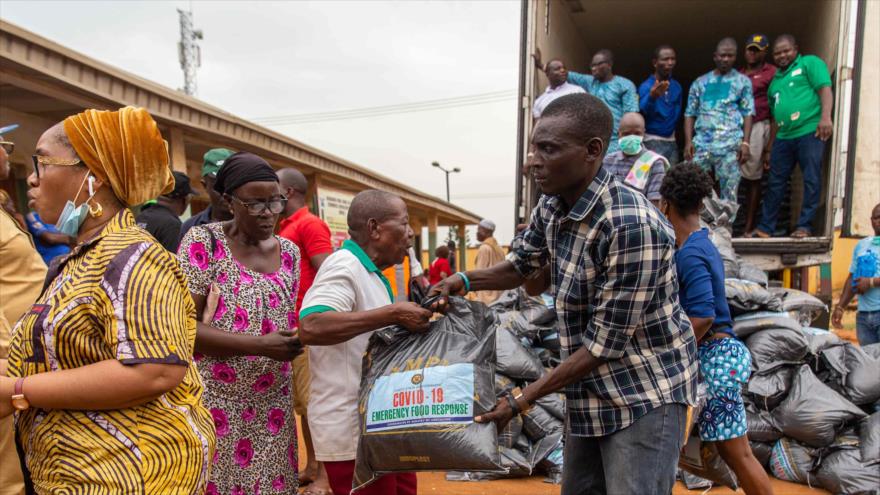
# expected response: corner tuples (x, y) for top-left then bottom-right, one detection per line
(55, 173), (95, 236)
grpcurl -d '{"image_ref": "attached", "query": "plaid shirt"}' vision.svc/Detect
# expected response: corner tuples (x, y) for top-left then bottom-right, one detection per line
(509, 167), (697, 437)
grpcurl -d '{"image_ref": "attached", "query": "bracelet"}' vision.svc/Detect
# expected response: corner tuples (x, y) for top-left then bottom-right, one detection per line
(456, 272), (471, 293)
(505, 392), (522, 415)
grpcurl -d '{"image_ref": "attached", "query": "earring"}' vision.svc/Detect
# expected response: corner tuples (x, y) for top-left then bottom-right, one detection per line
(88, 200), (103, 218)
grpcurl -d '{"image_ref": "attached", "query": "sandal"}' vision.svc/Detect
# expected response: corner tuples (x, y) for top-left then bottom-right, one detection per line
(790, 228), (811, 239)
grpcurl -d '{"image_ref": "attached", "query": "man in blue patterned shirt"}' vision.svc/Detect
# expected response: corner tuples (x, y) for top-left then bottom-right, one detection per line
(430, 93), (697, 495)
(684, 37), (754, 206)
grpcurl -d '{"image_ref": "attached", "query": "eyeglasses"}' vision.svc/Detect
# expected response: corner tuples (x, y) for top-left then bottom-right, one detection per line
(0, 141), (13, 154)
(230, 195), (287, 215)
(32, 155), (83, 179)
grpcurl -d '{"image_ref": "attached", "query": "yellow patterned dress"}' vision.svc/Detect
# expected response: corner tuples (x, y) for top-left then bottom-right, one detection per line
(7, 210), (215, 494)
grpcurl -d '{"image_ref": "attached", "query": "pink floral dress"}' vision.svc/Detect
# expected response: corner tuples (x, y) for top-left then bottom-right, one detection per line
(178, 223), (301, 495)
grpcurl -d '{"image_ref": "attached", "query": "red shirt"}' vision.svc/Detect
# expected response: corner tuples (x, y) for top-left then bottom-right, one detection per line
(278, 206), (334, 312)
(429, 257), (452, 285)
(739, 62), (777, 123)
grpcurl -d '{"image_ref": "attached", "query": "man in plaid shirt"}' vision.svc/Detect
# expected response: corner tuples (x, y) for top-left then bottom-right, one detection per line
(431, 93), (697, 494)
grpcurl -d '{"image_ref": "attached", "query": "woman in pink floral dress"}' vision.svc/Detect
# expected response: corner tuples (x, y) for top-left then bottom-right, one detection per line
(178, 152), (303, 495)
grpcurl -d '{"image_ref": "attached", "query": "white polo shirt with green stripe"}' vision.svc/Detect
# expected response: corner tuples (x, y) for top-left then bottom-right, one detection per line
(299, 239), (394, 461)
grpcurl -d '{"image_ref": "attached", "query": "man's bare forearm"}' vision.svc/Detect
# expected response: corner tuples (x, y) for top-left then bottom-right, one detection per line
(466, 260), (528, 292)
(300, 306), (397, 346)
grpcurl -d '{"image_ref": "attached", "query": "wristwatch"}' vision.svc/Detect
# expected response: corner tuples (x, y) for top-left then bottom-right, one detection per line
(11, 378), (30, 411)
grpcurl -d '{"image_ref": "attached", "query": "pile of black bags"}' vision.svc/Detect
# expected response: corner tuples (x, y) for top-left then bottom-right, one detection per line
(679, 197), (879, 493)
(448, 288), (566, 484)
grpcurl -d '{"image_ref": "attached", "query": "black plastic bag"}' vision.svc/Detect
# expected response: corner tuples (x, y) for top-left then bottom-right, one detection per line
(679, 469), (713, 490)
(532, 347), (562, 369)
(521, 403), (563, 441)
(725, 279), (783, 316)
(815, 448), (880, 495)
(745, 366), (796, 411)
(843, 344), (880, 405)
(537, 326), (561, 353)
(770, 288), (827, 326)
(445, 447), (532, 481)
(750, 441), (773, 468)
(802, 327), (845, 356)
(535, 392), (565, 421)
(738, 262), (769, 287)
(747, 407), (783, 442)
(494, 373), (516, 398)
(498, 414), (523, 449)
(527, 431), (562, 470)
(678, 434), (738, 490)
(354, 298), (503, 490)
(495, 324), (545, 381)
(771, 365), (868, 448)
(746, 328), (809, 372)
(733, 311), (802, 339)
(861, 412), (880, 466)
(863, 343), (880, 360)
(769, 437), (817, 485)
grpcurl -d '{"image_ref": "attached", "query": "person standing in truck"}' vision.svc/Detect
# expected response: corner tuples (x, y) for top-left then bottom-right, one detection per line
(684, 37), (754, 206)
(430, 93), (697, 495)
(533, 59), (586, 119)
(639, 45), (682, 164)
(833, 203), (880, 345)
(567, 49), (639, 154)
(753, 34), (833, 239)
(602, 112), (668, 207)
(738, 34), (776, 236)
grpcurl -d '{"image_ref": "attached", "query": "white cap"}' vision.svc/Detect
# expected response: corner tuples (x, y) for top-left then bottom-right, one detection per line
(478, 219), (496, 231)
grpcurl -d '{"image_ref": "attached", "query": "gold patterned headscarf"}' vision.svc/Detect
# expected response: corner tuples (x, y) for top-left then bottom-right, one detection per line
(63, 107), (173, 206)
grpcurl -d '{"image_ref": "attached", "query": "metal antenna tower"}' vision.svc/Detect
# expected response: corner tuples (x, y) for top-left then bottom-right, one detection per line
(177, 8), (203, 96)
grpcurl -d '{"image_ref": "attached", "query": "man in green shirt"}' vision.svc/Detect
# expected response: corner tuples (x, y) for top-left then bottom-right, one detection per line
(754, 34), (832, 238)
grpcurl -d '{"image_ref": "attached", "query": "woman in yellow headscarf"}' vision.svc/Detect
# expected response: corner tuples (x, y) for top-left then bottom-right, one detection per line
(0, 107), (216, 494)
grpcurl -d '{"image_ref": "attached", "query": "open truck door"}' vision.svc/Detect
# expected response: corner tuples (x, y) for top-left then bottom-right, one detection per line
(516, 0), (878, 271)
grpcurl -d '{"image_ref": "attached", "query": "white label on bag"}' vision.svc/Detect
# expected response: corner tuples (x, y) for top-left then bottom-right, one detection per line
(366, 363), (474, 433)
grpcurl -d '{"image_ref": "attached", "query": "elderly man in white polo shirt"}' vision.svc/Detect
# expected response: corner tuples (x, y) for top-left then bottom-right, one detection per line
(299, 189), (433, 495)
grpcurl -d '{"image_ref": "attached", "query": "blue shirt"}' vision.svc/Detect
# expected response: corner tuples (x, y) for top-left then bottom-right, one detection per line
(675, 229), (733, 336)
(567, 72), (639, 153)
(850, 236), (880, 312)
(638, 75), (683, 138)
(25, 211), (70, 265)
(685, 70), (754, 151)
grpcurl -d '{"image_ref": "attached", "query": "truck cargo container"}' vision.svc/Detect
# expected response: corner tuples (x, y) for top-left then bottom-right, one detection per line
(515, 0), (879, 270)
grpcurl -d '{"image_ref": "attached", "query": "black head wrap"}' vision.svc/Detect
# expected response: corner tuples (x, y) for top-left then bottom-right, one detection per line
(213, 151), (279, 195)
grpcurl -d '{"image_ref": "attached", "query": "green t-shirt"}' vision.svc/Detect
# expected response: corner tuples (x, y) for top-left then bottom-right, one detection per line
(768, 54), (832, 139)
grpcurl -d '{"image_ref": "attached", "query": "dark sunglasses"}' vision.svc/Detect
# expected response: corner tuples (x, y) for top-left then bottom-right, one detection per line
(32, 155), (83, 179)
(230, 195), (287, 216)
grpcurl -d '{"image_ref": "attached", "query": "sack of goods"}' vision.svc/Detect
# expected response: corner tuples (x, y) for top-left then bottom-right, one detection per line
(353, 298), (503, 491)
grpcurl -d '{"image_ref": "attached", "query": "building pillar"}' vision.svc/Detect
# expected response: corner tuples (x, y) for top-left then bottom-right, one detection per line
(427, 212), (439, 262)
(168, 127), (188, 175)
(458, 223), (467, 271)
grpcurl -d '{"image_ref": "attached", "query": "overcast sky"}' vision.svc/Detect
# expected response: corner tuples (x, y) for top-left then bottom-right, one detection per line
(1, 0), (521, 245)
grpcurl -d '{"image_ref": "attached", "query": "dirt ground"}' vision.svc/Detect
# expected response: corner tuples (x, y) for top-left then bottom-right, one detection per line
(414, 472), (829, 495)
(294, 421), (828, 495)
